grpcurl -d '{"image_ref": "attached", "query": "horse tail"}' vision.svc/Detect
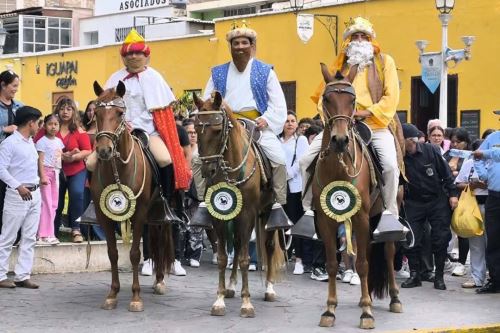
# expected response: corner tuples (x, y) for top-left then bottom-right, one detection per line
(149, 224), (174, 275)
(368, 241), (388, 299)
(257, 221), (286, 281)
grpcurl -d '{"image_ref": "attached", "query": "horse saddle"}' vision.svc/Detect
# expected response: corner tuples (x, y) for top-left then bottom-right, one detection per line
(237, 118), (272, 183)
(131, 129), (162, 189)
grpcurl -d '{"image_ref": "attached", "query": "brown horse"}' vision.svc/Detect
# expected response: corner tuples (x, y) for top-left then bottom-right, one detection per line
(193, 91), (285, 318)
(91, 81), (174, 312)
(313, 65), (403, 329)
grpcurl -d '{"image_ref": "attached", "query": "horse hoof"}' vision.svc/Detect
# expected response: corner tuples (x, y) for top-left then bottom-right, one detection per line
(128, 301), (144, 312)
(211, 306), (226, 316)
(390, 301), (403, 313)
(153, 282), (166, 295)
(360, 317), (375, 329)
(240, 307), (255, 318)
(319, 316), (335, 327)
(101, 298), (117, 310)
(264, 292), (276, 302)
(225, 289), (235, 298)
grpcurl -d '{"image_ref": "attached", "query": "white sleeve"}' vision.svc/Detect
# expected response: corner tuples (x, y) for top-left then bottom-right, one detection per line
(260, 69), (287, 135)
(455, 160), (472, 184)
(203, 76), (215, 100)
(35, 138), (46, 152)
(142, 69), (176, 110)
(0, 140), (19, 189)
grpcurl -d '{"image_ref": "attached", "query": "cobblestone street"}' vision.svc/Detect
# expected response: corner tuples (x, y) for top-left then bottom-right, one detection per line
(1, 252), (499, 333)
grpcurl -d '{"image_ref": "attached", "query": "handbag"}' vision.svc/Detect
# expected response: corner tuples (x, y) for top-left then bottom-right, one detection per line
(451, 185), (483, 237)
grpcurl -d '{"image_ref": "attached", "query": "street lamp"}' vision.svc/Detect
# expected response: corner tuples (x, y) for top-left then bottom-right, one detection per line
(0, 21), (8, 55)
(289, 0), (305, 15)
(416, 0), (474, 127)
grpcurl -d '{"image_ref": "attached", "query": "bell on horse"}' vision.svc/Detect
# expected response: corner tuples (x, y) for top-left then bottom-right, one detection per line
(265, 203), (294, 231)
(372, 210), (409, 243)
(291, 210), (318, 240)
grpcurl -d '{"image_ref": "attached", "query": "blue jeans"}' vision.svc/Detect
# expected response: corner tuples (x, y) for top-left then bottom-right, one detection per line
(55, 169), (87, 236)
(82, 186), (106, 241)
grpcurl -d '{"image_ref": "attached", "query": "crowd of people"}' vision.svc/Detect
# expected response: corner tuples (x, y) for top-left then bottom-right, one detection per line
(0, 16), (498, 298)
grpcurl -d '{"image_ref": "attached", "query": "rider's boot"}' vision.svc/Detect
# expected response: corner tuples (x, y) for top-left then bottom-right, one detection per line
(265, 164), (293, 231)
(433, 252), (447, 290)
(401, 256), (422, 288)
(159, 164), (182, 223)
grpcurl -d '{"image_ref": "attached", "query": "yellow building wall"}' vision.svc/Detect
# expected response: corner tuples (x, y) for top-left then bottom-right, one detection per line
(1, 0), (498, 133)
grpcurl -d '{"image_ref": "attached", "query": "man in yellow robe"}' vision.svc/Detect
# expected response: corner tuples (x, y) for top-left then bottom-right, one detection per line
(300, 17), (400, 218)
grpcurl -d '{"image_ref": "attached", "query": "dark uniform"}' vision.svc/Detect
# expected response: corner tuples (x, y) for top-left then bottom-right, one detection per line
(402, 142), (458, 289)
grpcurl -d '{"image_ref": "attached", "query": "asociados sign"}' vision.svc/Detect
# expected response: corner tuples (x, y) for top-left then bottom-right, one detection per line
(46, 61), (78, 90)
(119, 0), (168, 11)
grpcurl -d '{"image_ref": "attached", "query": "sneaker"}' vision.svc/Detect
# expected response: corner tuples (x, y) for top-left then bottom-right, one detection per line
(171, 259), (187, 276)
(47, 237), (60, 245)
(349, 273), (361, 285)
(36, 238), (50, 245)
(211, 253), (218, 265)
(293, 260), (304, 275)
(189, 259), (200, 268)
(395, 269), (410, 279)
(342, 269), (354, 283)
(444, 259), (455, 273)
(141, 259), (153, 276)
(249, 264), (257, 271)
(310, 267), (328, 281)
(462, 279), (481, 288)
(452, 263), (467, 276)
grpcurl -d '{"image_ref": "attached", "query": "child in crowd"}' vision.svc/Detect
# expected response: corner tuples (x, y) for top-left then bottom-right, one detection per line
(36, 114), (64, 245)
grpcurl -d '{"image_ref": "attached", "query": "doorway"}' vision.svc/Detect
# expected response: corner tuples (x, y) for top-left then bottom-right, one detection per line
(410, 75), (457, 132)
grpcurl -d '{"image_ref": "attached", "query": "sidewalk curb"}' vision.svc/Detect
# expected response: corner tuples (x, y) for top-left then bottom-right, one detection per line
(389, 323), (500, 333)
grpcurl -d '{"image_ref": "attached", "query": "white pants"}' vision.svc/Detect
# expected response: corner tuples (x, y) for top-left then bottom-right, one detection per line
(469, 204), (487, 286)
(299, 129), (399, 215)
(371, 129), (400, 216)
(258, 127), (286, 166)
(0, 187), (41, 282)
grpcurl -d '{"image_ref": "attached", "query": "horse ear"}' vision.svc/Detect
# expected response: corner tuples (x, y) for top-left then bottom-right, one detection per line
(213, 91), (222, 110)
(116, 81), (126, 98)
(93, 81), (104, 97)
(193, 92), (203, 111)
(320, 63), (333, 83)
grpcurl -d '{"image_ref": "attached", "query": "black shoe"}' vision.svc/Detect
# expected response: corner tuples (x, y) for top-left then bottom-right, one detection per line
(303, 265), (313, 274)
(401, 272), (422, 288)
(420, 272), (435, 283)
(434, 275), (446, 290)
(476, 280), (500, 294)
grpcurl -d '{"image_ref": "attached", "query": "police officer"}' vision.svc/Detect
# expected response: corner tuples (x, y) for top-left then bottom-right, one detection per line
(401, 123), (458, 290)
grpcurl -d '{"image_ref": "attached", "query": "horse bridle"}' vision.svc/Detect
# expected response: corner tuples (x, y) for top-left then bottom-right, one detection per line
(322, 80), (357, 129)
(194, 107), (257, 186)
(94, 98), (131, 163)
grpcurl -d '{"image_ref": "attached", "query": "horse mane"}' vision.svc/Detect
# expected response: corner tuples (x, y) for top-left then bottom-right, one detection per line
(221, 101), (242, 137)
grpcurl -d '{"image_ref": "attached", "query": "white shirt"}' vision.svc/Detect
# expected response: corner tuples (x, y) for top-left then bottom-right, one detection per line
(203, 58), (287, 136)
(0, 131), (39, 189)
(106, 67), (176, 135)
(280, 134), (309, 193)
(36, 135), (64, 169)
(455, 158), (488, 196)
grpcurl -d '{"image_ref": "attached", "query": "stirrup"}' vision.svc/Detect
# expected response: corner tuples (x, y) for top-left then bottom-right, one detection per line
(163, 200), (183, 224)
(372, 210), (409, 243)
(188, 202), (213, 229)
(265, 203), (293, 231)
(291, 210), (318, 240)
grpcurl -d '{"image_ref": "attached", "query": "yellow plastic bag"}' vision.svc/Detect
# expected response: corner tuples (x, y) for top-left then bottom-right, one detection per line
(451, 185), (483, 238)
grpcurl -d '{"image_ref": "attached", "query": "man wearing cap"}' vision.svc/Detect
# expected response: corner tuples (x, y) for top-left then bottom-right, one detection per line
(472, 116), (500, 294)
(401, 123), (458, 290)
(197, 22), (289, 229)
(0, 106), (42, 289)
(299, 17), (402, 224)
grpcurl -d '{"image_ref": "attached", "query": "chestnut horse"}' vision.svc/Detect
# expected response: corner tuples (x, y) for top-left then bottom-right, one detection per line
(91, 81), (174, 312)
(193, 91), (285, 318)
(313, 65), (403, 329)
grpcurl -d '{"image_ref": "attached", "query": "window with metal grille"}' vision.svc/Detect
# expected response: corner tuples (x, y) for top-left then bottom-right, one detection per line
(115, 26), (145, 43)
(223, 7), (256, 17)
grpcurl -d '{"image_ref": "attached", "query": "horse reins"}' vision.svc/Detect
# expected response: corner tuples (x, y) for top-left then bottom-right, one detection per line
(321, 80), (364, 179)
(195, 108), (257, 186)
(94, 98), (147, 200)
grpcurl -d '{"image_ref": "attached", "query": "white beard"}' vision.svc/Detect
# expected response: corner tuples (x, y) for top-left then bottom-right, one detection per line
(346, 41), (374, 71)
